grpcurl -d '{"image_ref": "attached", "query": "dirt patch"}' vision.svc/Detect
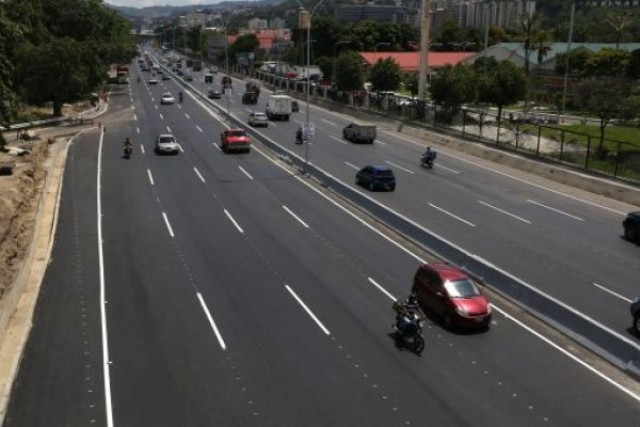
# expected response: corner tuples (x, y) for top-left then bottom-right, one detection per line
(0, 140), (49, 297)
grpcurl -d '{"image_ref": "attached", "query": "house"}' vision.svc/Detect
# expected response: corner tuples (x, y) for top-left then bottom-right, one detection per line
(359, 51), (476, 74)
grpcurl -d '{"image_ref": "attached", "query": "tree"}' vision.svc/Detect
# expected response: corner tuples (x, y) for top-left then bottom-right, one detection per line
(533, 31), (552, 68)
(478, 60), (527, 128)
(227, 34), (259, 65)
(429, 64), (476, 122)
(15, 38), (90, 116)
(584, 48), (630, 78)
(368, 58), (401, 93)
(554, 47), (593, 76)
(575, 77), (633, 156)
(335, 50), (364, 94)
(519, 12), (541, 75)
(627, 49), (640, 79)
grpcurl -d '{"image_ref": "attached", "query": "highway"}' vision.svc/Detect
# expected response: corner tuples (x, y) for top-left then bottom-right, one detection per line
(178, 59), (640, 338)
(4, 59), (640, 426)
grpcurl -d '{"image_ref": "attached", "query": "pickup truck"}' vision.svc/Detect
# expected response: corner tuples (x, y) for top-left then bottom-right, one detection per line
(220, 128), (251, 153)
(343, 120), (377, 144)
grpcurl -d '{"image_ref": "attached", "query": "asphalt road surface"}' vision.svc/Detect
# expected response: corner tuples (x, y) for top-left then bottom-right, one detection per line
(4, 58), (640, 426)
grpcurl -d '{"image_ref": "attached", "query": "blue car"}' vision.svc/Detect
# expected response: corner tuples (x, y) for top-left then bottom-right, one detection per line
(356, 164), (396, 192)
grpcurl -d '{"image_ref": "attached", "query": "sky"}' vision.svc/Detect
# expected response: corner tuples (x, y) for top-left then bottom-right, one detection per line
(105, 0), (214, 7)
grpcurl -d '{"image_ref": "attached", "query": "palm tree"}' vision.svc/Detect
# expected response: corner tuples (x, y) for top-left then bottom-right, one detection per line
(533, 31), (552, 69)
(606, 12), (630, 49)
(520, 12), (541, 76)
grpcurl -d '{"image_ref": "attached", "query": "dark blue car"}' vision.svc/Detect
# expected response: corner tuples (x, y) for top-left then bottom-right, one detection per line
(356, 164), (396, 192)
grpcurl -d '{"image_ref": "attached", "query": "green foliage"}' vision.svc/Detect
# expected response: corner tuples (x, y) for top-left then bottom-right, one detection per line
(584, 48), (630, 78)
(0, 0), (136, 118)
(335, 50), (364, 93)
(430, 64), (477, 119)
(554, 47), (593, 75)
(479, 60), (527, 119)
(368, 58), (401, 92)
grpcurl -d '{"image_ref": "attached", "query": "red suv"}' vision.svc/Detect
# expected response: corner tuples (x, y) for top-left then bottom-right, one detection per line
(412, 263), (492, 330)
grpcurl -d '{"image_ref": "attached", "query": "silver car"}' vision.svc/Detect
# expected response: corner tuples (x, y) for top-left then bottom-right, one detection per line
(155, 134), (180, 155)
(248, 112), (268, 127)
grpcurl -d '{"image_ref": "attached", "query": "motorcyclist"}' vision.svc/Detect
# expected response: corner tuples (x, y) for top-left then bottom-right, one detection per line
(295, 126), (303, 144)
(421, 146), (437, 166)
(179, 91), (183, 102)
(123, 137), (133, 156)
(393, 294), (424, 338)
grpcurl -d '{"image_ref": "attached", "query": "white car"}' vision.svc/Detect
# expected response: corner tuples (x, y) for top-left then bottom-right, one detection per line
(155, 134), (180, 155)
(148, 78), (158, 85)
(248, 112), (269, 127)
(160, 92), (175, 105)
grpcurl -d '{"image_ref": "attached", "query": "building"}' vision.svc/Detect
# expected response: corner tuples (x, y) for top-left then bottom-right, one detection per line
(431, 1), (536, 33)
(360, 51), (475, 73)
(271, 17), (286, 30)
(248, 18), (268, 30)
(180, 13), (206, 29)
(334, 4), (418, 26)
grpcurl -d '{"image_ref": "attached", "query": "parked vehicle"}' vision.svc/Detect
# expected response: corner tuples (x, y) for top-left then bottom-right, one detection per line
(412, 263), (492, 331)
(266, 94), (292, 121)
(220, 128), (251, 153)
(623, 212), (640, 243)
(355, 165), (396, 191)
(343, 120), (377, 144)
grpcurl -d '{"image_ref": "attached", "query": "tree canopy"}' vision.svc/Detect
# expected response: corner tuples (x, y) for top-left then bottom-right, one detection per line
(0, 0), (136, 118)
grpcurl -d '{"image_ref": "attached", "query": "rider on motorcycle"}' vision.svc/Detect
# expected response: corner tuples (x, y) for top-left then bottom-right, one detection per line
(393, 294), (424, 337)
(179, 91), (183, 102)
(421, 147), (437, 164)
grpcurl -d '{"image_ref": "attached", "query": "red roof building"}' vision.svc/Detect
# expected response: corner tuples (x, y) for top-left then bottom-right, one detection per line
(359, 51), (475, 73)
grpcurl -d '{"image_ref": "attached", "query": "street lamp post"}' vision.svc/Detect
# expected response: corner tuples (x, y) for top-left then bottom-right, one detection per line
(297, 0), (327, 173)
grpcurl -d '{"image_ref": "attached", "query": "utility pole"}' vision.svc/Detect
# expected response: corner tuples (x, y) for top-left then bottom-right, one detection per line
(418, 0), (431, 101)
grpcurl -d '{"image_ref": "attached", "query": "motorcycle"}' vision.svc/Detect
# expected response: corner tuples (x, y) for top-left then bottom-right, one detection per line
(420, 152), (436, 169)
(392, 301), (425, 355)
(295, 131), (306, 145)
(124, 145), (132, 159)
(179, 92), (183, 103)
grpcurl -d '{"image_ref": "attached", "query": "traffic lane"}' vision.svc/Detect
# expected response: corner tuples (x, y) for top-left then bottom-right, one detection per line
(124, 86), (640, 424)
(4, 132), (106, 427)
(142, 124), (640, 425)
(100, 126), (258, 425)
(284, 130), (640, 330)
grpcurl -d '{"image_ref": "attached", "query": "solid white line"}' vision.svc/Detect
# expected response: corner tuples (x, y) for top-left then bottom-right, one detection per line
(185, 113), (191, 119)
(386, 161), (414, 175)
(285, 285), (330, 335)
(479, 200), (531, 224)
(368, 278), (396, 301)
(166, 126), (172, 133)
(197, 292), (227, 350)
(238, 166), (254, 180)
(97, 129), (115, 427)
(162, 212), (175, 237)
(527, 199), (585, 221)
(322, 118), (337, 127)
(283, 205), (309, 228)
(194, 167), (205, 183)
(224, 209), (244, 233)
(491, 305), (640, 403)
(344, 161), (360, 170)
(147, 169), (154, 185)
(429, 203), (476, 227)
(593, 283), (633, 303)
(330, 135), (348, 145)
(159, 113), (164, 120)
(196, 125), (203, 133)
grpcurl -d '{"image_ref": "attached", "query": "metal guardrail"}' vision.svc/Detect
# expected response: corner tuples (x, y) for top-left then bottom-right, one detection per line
(0, 104), (103, 134)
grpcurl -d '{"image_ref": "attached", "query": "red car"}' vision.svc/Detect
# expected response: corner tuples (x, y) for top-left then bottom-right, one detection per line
(220, 128), (251, 153)
(412, 263), (492, 330)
